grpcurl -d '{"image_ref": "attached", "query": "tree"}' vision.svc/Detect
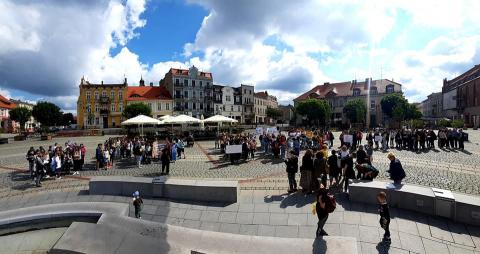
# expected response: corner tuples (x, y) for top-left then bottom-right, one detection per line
(266, 107), (282, 123)
(122, 102), (152, 119)
(9, 107), (32, 131)
(405, 104), (422, 120)
(295, 99), (331, 125)
(62, 113), (75, 126)
(343, 99), (367, 124)
(32, 101), (63, 127)
(452, 119), (464, 128)
(380, 93), (408, 118)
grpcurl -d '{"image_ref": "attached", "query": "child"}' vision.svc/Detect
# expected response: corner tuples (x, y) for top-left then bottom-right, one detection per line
(133, 191), (143, 219)
(377, 191), (391, 244)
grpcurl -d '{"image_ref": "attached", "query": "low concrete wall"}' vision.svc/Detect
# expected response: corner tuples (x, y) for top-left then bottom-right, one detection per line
(89, 176), (238, 203)
(52, 214), (358, 254)
(349, 180), (480, 226)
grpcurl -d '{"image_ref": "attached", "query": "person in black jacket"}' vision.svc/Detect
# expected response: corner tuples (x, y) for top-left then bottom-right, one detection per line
(327, 150), (340, 186)
(284, 150), (298, 193)
(315, 190), (329, 237)
(387, 153), (406, 185)
(26, 147), (35, 181)
(377, 191), (391, 244)
(343, 153), (355, 193)
(161, 146), (171, 175)
(300, 149), (314, 194)
(355, 145), (368, 179)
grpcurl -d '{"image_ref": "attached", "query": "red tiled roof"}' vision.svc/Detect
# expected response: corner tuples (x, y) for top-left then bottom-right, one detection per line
(254, 91), (269, 99)
(169, 68), (213, 79)
(126, 86), (172, 101)
(294, 79), (400, 101)
(0, 94), (16, 109)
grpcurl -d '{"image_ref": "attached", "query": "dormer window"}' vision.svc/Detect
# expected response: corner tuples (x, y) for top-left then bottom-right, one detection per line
(353, 89), (361, 96)
(386, 85), (394, 94)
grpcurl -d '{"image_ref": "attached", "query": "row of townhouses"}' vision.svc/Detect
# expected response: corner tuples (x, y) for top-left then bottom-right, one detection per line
(77, 66), (278, 129)
(294, 78), (402, 126)
(421, 64), (480, 127)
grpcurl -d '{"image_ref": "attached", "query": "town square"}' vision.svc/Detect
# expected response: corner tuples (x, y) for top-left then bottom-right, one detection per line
(1, 1), (480, 254)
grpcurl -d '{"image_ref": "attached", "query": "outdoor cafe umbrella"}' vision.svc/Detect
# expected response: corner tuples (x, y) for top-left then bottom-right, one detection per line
(202, 115), (238, 134)
(163, 114), (201, 124)
(121, 114), (162, 136)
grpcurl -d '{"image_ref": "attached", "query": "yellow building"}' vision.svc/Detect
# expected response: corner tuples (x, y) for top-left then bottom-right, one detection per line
(77, 77), (127, 129)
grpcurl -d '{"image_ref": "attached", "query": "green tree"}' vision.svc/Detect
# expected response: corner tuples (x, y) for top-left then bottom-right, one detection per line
(343, 99), (367, 124)
(392, 104), (406, 122)
(32, 101), (63, 127)
(405, 104), (422, 120)
(62, 113), (75, 126)
(380, 93), (407, 118)
(295, 99), (331, 125)
(451, 119), (464, 128)
(438, 119), (451, 128)
(9, 107), (32, 131)
(122, 102), (152, 119)
(266, 107), (282, 123)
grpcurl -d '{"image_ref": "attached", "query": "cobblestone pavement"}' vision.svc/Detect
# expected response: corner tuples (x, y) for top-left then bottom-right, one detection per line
(1, 187), (479, 254)
(1, 131), (480, 196)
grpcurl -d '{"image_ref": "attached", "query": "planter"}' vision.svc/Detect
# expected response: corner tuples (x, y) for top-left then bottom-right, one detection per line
(14, 135), (26, 141)
(41, 135), (52, 141)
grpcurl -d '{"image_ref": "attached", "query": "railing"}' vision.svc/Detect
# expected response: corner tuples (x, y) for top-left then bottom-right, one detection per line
(98, 96), (110, 104)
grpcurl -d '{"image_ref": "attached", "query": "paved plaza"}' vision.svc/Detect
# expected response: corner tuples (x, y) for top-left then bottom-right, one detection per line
(1, 132), (480, 253)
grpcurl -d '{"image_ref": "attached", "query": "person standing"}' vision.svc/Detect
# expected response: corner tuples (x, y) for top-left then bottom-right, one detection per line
(284, 150), (298, 193)
(73, 146), (81, 175)
(343, 153), (355, 193)
(313, 151), (327, 190)
(177, 138), (186, 159)
(161, 146), (171, 175)
(458, 129), (465, 150)
(34, 150), (46, 187)
(26, 147), (35, 181)
(96, 144), (103, 170)
(300, 149), (314, 194)
(356, 145), (368, 179)
(132, 191), (143, 219)
(327, 150), (340, 186)
(387, 153), (406, 185)
(377, 191), (391, 244)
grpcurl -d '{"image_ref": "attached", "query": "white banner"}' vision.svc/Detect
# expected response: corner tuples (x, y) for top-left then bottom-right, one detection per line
(343, 135), (353, 144)
(375, 136), (383, 142)
(226, 145), (242, 154)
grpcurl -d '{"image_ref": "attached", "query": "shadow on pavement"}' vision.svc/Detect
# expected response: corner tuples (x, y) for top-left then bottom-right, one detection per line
(312, 237), (327, 254)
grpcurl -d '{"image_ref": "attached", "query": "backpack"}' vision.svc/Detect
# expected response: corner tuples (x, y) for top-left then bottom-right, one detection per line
(324, 193), (336, 213)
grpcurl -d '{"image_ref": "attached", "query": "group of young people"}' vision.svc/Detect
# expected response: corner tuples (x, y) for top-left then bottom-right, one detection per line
(25, 142), (86, 187)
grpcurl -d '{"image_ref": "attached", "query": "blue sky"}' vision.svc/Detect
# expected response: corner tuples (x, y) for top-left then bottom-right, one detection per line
(1, 0), (480, 112)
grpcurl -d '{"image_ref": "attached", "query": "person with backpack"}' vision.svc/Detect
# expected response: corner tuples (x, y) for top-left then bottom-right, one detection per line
(132, 191), (143, 219)
(284, 150), (298, 193)
(313, 189), (336, 237)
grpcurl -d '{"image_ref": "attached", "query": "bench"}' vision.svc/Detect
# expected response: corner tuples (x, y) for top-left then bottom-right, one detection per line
(349, 180), (480, 226)
(89, 176), (238, 203)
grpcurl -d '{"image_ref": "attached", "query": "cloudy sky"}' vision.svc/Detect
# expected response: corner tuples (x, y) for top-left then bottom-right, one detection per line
(1, 0), (479, 113)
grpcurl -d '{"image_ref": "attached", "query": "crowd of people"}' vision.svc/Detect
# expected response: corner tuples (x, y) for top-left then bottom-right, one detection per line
(25, 142), (87, 187)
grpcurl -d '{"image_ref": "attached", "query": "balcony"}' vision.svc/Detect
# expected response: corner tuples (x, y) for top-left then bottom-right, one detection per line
(98, 96), (110, 104)
(100, 109), (109, 116)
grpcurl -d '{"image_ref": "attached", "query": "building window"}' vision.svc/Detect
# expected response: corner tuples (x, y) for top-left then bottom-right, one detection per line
(193, 103), (197, 110)
(192, 80), (196, 87)
(95, 117), (99, 125)
(119, 103), (123, 112)
(386, 85), (394, 93)
(157, 102), (162, 111)
(86, 105), (91, 113)
(95, 91), (99, 100)
(184, 102), (189, 110)
(207, 82), (210, 86)
(238, 106), (241, 112)
(226, 96), (231, 102)
(370, 87), (377, 95)
(184, 91), (188, 98)
(86, 92), (91, 101)
(371, 100), (375, 108)
(231, 105), (234, 111)
(353, 89), (361, 96)
(193, 91), (196, 98)
(102, 90), (107, 97)
(200, 81), (203, 87)
(111, 104), (115, 112)
(200, 91), (203, 97)
(119, 91), (123, 100)
(166, 103), (170, 110)
(110, 91), (115, 100)
(184, 79), (188, 86)
(95, 104), (99, 112)
(175, 79), (179, 85)
(200, 103), (203, 110)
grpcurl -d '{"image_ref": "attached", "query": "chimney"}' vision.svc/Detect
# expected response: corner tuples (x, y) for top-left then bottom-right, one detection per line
(124, 78), (127, 84)
(150, 82), (153, 87)
(139, 76), (145, 86)
(324, 82), (330, 85)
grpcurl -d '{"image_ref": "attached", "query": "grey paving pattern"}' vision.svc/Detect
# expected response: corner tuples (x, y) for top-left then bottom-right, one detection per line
(1, 189), (479, 254)
(1, 131), (480, 197)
